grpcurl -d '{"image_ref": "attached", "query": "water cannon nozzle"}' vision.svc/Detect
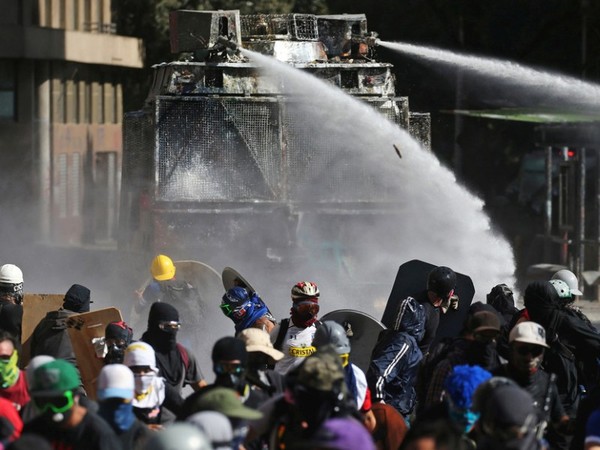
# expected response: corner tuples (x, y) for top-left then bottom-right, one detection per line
(365, 32), (380, 48)
(216, 36), (238, 51)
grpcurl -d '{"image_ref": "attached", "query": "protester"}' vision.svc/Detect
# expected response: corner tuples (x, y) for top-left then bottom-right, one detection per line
(271, 281), (321, 374)
(424, 310), (501, 409)
(0, 330), (29, 411)
(123, 341), (175, 428)
(367, 296), (425, 420)
(249, 348), (355, 449)
(97, 364), (150, 450)
(0, 264), (24, 344)
(220, 287), (277, 334)
(237, 327), (285, 396)
(30, 283), (92, 365)
(181, 335), (269, 419)
(182, 386), (262, 449)
(473, 377), (544, 450)
(104, 321), (134, 365)
(493, 320), (568, 446)
(24, 359), (122, 450)
(141, 301), (206, 415)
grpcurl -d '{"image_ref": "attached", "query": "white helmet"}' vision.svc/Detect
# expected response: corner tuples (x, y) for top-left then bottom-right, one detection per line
(0, 264), (23, 285)
(0, 264), (24, 303)
(552, 269), (583, 296)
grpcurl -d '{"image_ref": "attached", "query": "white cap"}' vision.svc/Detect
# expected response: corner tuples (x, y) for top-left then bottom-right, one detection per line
(123, 341), (158, 372)
(509, 321), (550, 348)
(97, 364), (134, 400)
(237, 328), (284, 362)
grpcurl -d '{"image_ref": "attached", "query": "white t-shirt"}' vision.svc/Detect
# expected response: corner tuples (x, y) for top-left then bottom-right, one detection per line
(270, 321), (318, 375)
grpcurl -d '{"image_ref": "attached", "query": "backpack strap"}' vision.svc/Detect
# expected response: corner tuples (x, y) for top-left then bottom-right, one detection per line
(177, 343), (190, 371)
(273, 318), (290, 351)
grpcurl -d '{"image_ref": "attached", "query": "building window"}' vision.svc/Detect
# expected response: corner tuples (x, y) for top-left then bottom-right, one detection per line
(57, 154), (68, 218)
(0, 61), (16, 120)
(70, 153), (81, 216)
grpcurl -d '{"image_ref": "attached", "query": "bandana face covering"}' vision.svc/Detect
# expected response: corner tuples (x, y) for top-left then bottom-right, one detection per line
(0, 350), (19, 388)
(290, 300), (319, 328)
(134, 373), (156, 396)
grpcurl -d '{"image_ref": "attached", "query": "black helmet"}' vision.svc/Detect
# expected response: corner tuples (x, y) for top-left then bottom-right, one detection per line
(427, 266), (456, 298)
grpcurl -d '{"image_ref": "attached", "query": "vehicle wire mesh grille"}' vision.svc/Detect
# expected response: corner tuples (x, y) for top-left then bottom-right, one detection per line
(241, 14), (318, 41)
(152, 96), (405, 204)
(123, 111), (153, 189)
(155, 96), (281, 202)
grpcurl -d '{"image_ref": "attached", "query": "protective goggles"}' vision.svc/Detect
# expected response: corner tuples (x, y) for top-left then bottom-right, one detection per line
(515, 344), (544, 357)
(292, 301), (319, 316)
(33, 389), (74, 414)
(158, 321), (181, 331)
(214, 362), (244, 375)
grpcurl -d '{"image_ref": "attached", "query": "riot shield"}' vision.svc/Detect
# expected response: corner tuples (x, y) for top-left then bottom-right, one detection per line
(67, 307), (123, 399)
(381, 260), (474, 344)
(321, 309), (386, 373)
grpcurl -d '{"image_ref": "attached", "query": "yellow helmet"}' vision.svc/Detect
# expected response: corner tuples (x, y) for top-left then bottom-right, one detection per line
(151, 254), (176, 281)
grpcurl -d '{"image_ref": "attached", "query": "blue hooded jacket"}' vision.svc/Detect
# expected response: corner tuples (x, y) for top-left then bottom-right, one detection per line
(367, 296), (425, 416)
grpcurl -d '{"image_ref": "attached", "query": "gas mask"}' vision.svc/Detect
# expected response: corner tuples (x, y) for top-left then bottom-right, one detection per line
(104, 341), (127, 365)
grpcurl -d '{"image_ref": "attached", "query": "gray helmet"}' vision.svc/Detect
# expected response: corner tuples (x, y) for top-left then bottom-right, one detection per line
(146, 423), (213, 450)
(312, 320), (351, 354)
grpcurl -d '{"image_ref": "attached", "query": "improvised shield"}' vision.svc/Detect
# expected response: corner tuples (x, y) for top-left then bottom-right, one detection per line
(222, 267), (257, 294)
(381, 260), (474, 344)
(320, 309), (386, 373)
(67, 307), (123, 400)
(21, 294), (64, 367)
(131, 260), (229, 374)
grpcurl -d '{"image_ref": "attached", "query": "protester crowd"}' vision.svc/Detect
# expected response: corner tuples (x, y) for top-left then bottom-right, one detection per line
(1, 255), (600, 450)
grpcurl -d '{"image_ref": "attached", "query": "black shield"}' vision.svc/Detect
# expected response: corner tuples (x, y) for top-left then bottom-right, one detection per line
(381, 260), (474, 344)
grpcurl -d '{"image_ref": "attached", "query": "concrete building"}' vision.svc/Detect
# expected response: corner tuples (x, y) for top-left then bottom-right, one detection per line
(0, 0), (143, 247)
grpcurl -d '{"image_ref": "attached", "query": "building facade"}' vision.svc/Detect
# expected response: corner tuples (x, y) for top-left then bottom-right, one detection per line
(0, 0), (143, 247)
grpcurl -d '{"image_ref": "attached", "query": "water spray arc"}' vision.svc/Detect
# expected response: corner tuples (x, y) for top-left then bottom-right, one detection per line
(377, 41), (600, 111)
(120, 10), (516, 315)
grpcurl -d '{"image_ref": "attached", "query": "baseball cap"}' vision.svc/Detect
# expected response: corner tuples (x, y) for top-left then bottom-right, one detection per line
(97, 364), (135, 400)
(237, 328), (284, 362)
(30, 360), (80, 396)
(190, 387), (262, 420)
(25, 355), (55, 387)
(467, 311), (501, 334)
(509, 321), (549, 348)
